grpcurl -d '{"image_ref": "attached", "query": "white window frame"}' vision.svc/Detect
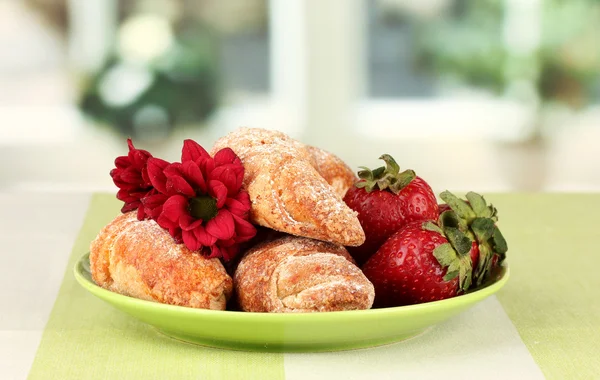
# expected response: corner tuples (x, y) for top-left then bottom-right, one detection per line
(216, 0), (541, 144)
(61, 0), (541, 144)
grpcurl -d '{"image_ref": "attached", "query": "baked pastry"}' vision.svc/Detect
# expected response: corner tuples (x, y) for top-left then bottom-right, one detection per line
(305, 145), (356, 199)
(89, 212), (233, 310)
(234, 236), (375, 312)
(211, 128), (364, 246)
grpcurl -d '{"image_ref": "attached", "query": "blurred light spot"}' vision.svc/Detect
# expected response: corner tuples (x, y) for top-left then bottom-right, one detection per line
(98, 63), (154, 107)
(132, 104), (170, 140)
(118, 14), (174, 64)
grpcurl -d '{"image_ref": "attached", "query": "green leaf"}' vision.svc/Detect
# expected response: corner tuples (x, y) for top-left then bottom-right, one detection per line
(489, 204), (499, 222)
(471, 217), (495, 241)
(376, 174), (392, 191)
(443, 226), (473, 256)
(447, 260), (460, 274)
(466, 192), (489, 217)
(475, 243), (493, 286)
(462, 270), (472, 290)
(354, 155), (417, 194)
(423, 221), (444, 235)
(439, 210), (459, 228)
(493, 227), (508, 254)
(440, 191), (476, 222)
(444, 270), (459, 281)
(459, 255), (473, 291)
(357, 167), (373, 181)
(371, 166), (386, 179)
(379, 154), (400, 176)
(396, 169), (416, 187)
(433, 243), (457, 266)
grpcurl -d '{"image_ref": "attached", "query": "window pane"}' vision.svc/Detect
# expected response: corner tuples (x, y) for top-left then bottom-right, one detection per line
(219, 25), (270, 96)
(367, 0), (438, 97)
(367, 0), (600, 106)
(76, 0), (270, 140)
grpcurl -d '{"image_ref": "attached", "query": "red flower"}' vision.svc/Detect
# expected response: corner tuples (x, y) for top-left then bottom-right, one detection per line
(147, 140), (256, 261)
(110, 139), (156, 220)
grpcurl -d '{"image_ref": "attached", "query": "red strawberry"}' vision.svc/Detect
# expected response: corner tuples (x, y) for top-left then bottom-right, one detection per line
(363, 191), (508, 307)
(362, 220), (474, 307)
(343, 154), (438, 265)
(438, 191), (507, 287)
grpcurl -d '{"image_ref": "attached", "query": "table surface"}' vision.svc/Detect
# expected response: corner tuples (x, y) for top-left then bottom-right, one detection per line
(1, 192), (598, 380)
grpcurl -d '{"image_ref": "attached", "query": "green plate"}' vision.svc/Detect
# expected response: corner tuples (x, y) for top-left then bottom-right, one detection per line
(74, 253), (509, 352)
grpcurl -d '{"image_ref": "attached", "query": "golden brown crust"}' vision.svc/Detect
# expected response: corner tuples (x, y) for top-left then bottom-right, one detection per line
(305, 145), (357, 198)
(234, 236), (375, 312)
(90, 212), (233, 310)
(211, 128), (364, 246)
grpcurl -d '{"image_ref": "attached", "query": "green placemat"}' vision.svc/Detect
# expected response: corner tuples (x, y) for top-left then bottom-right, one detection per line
(28, 194), (284, 380)
(492, 194), (600, 380)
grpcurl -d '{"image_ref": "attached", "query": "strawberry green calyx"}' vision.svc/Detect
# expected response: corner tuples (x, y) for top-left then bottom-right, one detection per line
(423, 221), (473, 292)
(439, 191), (507, 287)
(355, 154), (416, 194)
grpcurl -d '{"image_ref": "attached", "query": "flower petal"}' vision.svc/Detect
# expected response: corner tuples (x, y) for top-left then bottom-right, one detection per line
(116, 188), (134, 202)
(225, 195), (250, 217)
(121, 201), (140, 213)
(147, 158), (170, 194)
(119, 169), (143, 185)
(166, 175), (195, 197)
(182, 139), (209, 162)
(205, 209), (235, 241)
(157, 195), (188, 234)
(136, 206), (147, 220)
(208, 180), (228, 208)
(179, 214), (204, 231)
(131, 150), (151, 169)
(226, 191), (252, 215)
(127, 139), (152, 167)
(114, 156), (130, 169)
(232, 213), (257, 243)
(214, 147), (242, 166)
(182, 160), (207, 193)
(221, 245), (239, 262)
(194, 225), (218, 246)
(206, 245), (222, 259)
(218, 237), (237, 247)
(141, 192), (168, 219)
(199, 157), (215, 178)
(210, 164), (244, 196)
(182, 230), (202, 251)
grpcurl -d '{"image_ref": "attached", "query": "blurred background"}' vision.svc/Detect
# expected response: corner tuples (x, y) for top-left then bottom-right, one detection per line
(0, 0), (599, 193)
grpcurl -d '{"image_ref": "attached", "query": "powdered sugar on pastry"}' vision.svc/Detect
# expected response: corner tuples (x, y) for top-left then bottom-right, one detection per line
(211, 128), (364, 247)
(234, 236), (375, 312)
(90, 212), (233, 310)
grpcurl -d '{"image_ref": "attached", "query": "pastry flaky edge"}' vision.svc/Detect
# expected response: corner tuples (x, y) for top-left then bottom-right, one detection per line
(90, 212), (233, 310)
(211, 127), (365, 247)
(234, 235), (375, 313)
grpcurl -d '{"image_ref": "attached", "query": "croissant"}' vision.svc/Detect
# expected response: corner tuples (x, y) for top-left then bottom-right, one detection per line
(211, 128), (364, 247)
(234, 236), (375, 312)
(304, 145), (357, 199)
(89, 212), (233, 310)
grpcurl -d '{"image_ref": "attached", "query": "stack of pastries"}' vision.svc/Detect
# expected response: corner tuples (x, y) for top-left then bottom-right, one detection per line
(90, 128), (375, 312)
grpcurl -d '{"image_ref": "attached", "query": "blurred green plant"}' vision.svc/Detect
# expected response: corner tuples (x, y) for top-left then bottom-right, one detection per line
(414, 0), (600, 107)
(79, 15), (219, 140)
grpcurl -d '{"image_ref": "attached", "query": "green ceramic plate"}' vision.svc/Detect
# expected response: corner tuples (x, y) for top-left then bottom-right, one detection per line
(74, 253), (509, 352)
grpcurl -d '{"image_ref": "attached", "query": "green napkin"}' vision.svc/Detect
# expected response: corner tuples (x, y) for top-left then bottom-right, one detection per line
(493, 194), (600, 380)
(29, 193), (600, 380)
(28, 194), (284, 380)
